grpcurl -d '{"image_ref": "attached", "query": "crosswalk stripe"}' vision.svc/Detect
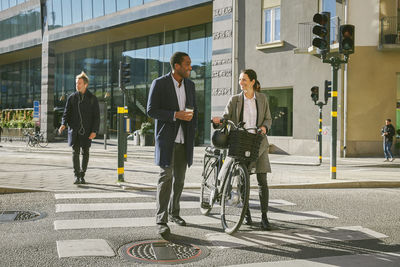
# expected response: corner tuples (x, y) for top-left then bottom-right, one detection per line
(54, 192), (154, 199)
(226, 251), (400, 266)
(56, 239), (115, 258)
(55, 199), (293, 212)
(55, 191), (296, 207)
(56, 201), (199, 212)
(206, 225), (388, 249)
(54, 211), (336, 230)
(54, 215), (219, 230)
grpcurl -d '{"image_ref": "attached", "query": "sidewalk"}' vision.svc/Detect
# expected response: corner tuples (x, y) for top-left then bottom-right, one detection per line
(0, 139), (399, 193)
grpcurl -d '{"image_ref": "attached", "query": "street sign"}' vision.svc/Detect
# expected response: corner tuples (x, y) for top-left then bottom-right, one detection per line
(33, 101), (40, 122)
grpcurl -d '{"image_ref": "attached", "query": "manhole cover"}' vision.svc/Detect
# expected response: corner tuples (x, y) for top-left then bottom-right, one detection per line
(120, 240), (209, 265)
(0, 210), (45, 223)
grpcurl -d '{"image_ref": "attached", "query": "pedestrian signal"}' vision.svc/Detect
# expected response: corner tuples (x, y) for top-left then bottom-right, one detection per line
(312, 12), (331, 55)
(339, 24), (355, 55)
(311, 86), (319, 104)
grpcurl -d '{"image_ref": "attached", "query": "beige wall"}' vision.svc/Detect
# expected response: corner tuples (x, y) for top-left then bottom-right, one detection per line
(345, 46), (400, 155)
(380, 0), (399, 18)
(349, 0), (380, 46)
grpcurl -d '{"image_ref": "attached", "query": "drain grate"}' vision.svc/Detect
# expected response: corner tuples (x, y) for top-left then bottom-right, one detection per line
(0, 210), (44, 223)
(120, 240), (209, 265)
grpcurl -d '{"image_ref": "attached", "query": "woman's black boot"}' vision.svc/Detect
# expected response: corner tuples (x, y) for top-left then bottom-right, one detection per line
(261, 212), (272, 230)
(244, 208), (252, 225)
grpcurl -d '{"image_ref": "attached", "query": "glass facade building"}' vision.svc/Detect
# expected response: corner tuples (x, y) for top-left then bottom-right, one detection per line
(47, 0), (157, 29)
(0, 7), (41, 41)
(0, 0), (213, 144)
(0, 23), (212, 144)
(0, 58), (41, 109)
(53, 23), (212, 143)
(0, 0), (27, 12)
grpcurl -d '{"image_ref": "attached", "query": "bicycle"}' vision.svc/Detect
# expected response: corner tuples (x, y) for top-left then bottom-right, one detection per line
(24, 131), (48, 148)
(200, 119), (263, 234)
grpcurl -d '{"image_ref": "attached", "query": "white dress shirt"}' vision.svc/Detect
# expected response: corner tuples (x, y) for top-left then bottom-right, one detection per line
(243, 94), (257, 134)
(172, 74), (186, 144)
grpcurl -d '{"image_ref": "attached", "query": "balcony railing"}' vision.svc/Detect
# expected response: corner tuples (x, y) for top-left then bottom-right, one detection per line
(296, 16), (340, 52)
(380, 16), (400, 46)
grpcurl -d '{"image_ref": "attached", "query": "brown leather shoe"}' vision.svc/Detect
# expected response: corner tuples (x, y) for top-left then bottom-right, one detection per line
(169, 216), (186, 226)
(157, 223), (170, 238)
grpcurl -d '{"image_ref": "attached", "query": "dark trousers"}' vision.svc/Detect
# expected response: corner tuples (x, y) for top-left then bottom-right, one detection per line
(72, 139), (90, 177)
(156, 143), (187, 224)
(256, 173), (269, 213)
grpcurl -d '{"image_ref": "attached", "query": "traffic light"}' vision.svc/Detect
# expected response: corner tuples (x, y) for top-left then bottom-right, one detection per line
(312, 12), (330, 55)
(311, 86), (319, 104)
(339, 24), (355, 55)
(119, 61), (131, 91)
(324, 80), (331, 104)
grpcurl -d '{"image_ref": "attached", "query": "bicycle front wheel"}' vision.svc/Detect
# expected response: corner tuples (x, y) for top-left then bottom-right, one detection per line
(200, 155), (218, 215)
(220, 162), (250, 235)
(27, 137), (35, 147)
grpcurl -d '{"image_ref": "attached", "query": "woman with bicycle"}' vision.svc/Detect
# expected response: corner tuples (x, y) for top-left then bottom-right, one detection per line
(212, 69), (272, 231)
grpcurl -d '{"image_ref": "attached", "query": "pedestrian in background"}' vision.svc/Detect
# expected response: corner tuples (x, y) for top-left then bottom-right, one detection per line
(59, 71), (100, 184)
(147, 52), (197, 238)
(0, 122), (3, 142)
(212, 69), (273, 230)
(381, 118), (395, 162)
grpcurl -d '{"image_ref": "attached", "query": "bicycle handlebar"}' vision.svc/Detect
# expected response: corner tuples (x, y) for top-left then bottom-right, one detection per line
(210, 118), (263, 134)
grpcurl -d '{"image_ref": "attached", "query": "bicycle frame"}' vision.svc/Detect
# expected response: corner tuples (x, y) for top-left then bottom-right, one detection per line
(202, 119), (257, 205)
(201, 119), (263, 233)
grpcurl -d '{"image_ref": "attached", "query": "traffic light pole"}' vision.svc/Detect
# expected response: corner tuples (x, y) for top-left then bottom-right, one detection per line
(318, 103), (323, 164)
(117, 107), (125, 182)
(323, 56), (348, 179)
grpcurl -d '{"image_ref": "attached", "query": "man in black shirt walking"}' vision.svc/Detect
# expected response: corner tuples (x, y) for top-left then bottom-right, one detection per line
(381, 118), (395, 162)
(59, 71), (100, 184)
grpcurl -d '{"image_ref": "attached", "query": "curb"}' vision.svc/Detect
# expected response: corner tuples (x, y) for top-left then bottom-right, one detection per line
(268, 181), (400, 189)
(0, 186), (46, 194)
(1, 180), (399, 194)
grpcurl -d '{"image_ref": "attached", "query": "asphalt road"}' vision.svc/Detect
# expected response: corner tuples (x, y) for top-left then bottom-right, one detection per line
(1, 188), (399, 266)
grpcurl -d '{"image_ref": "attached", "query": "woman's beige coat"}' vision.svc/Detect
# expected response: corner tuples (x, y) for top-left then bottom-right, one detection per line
(222, 91), (272, 173)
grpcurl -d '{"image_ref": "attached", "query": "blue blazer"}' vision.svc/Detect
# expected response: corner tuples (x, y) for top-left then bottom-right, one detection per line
(147, 72), (197, 167)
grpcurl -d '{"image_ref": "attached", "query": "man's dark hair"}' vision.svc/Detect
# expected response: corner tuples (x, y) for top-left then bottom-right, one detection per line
(170, 52), (189, 70)
(387, 119), (391, 122)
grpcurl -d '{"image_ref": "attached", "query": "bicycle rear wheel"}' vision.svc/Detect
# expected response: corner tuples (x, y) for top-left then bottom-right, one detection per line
(38, 134), (48, 148)
(200, 155), (219, 215)
(220, 162), (249, 234)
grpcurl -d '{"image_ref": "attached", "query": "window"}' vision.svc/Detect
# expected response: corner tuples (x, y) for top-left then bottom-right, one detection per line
(104, 0), (116, 15)
(93, 0), (104, 18)
(72, 0), (82, 24)
(62, 0), (72, 26)
(322, 0), (337, 44)
(117, 0), (130, 11)
(263, 88), (293, 136)
(263, 6), (280, 43)
(82, 0), (93, 22)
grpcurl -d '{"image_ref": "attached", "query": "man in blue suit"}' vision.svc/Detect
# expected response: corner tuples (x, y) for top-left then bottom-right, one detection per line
(147, 52), (197, 237)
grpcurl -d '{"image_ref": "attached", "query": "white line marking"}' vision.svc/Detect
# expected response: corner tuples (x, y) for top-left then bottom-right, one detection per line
(207, 225), (388, 249)
(225, 251), (400, 266)
(55, 199), (295, 212)
(55, 192), (154, 199)
(56, 239), (115, 258)
(54, 211), (336, 230)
